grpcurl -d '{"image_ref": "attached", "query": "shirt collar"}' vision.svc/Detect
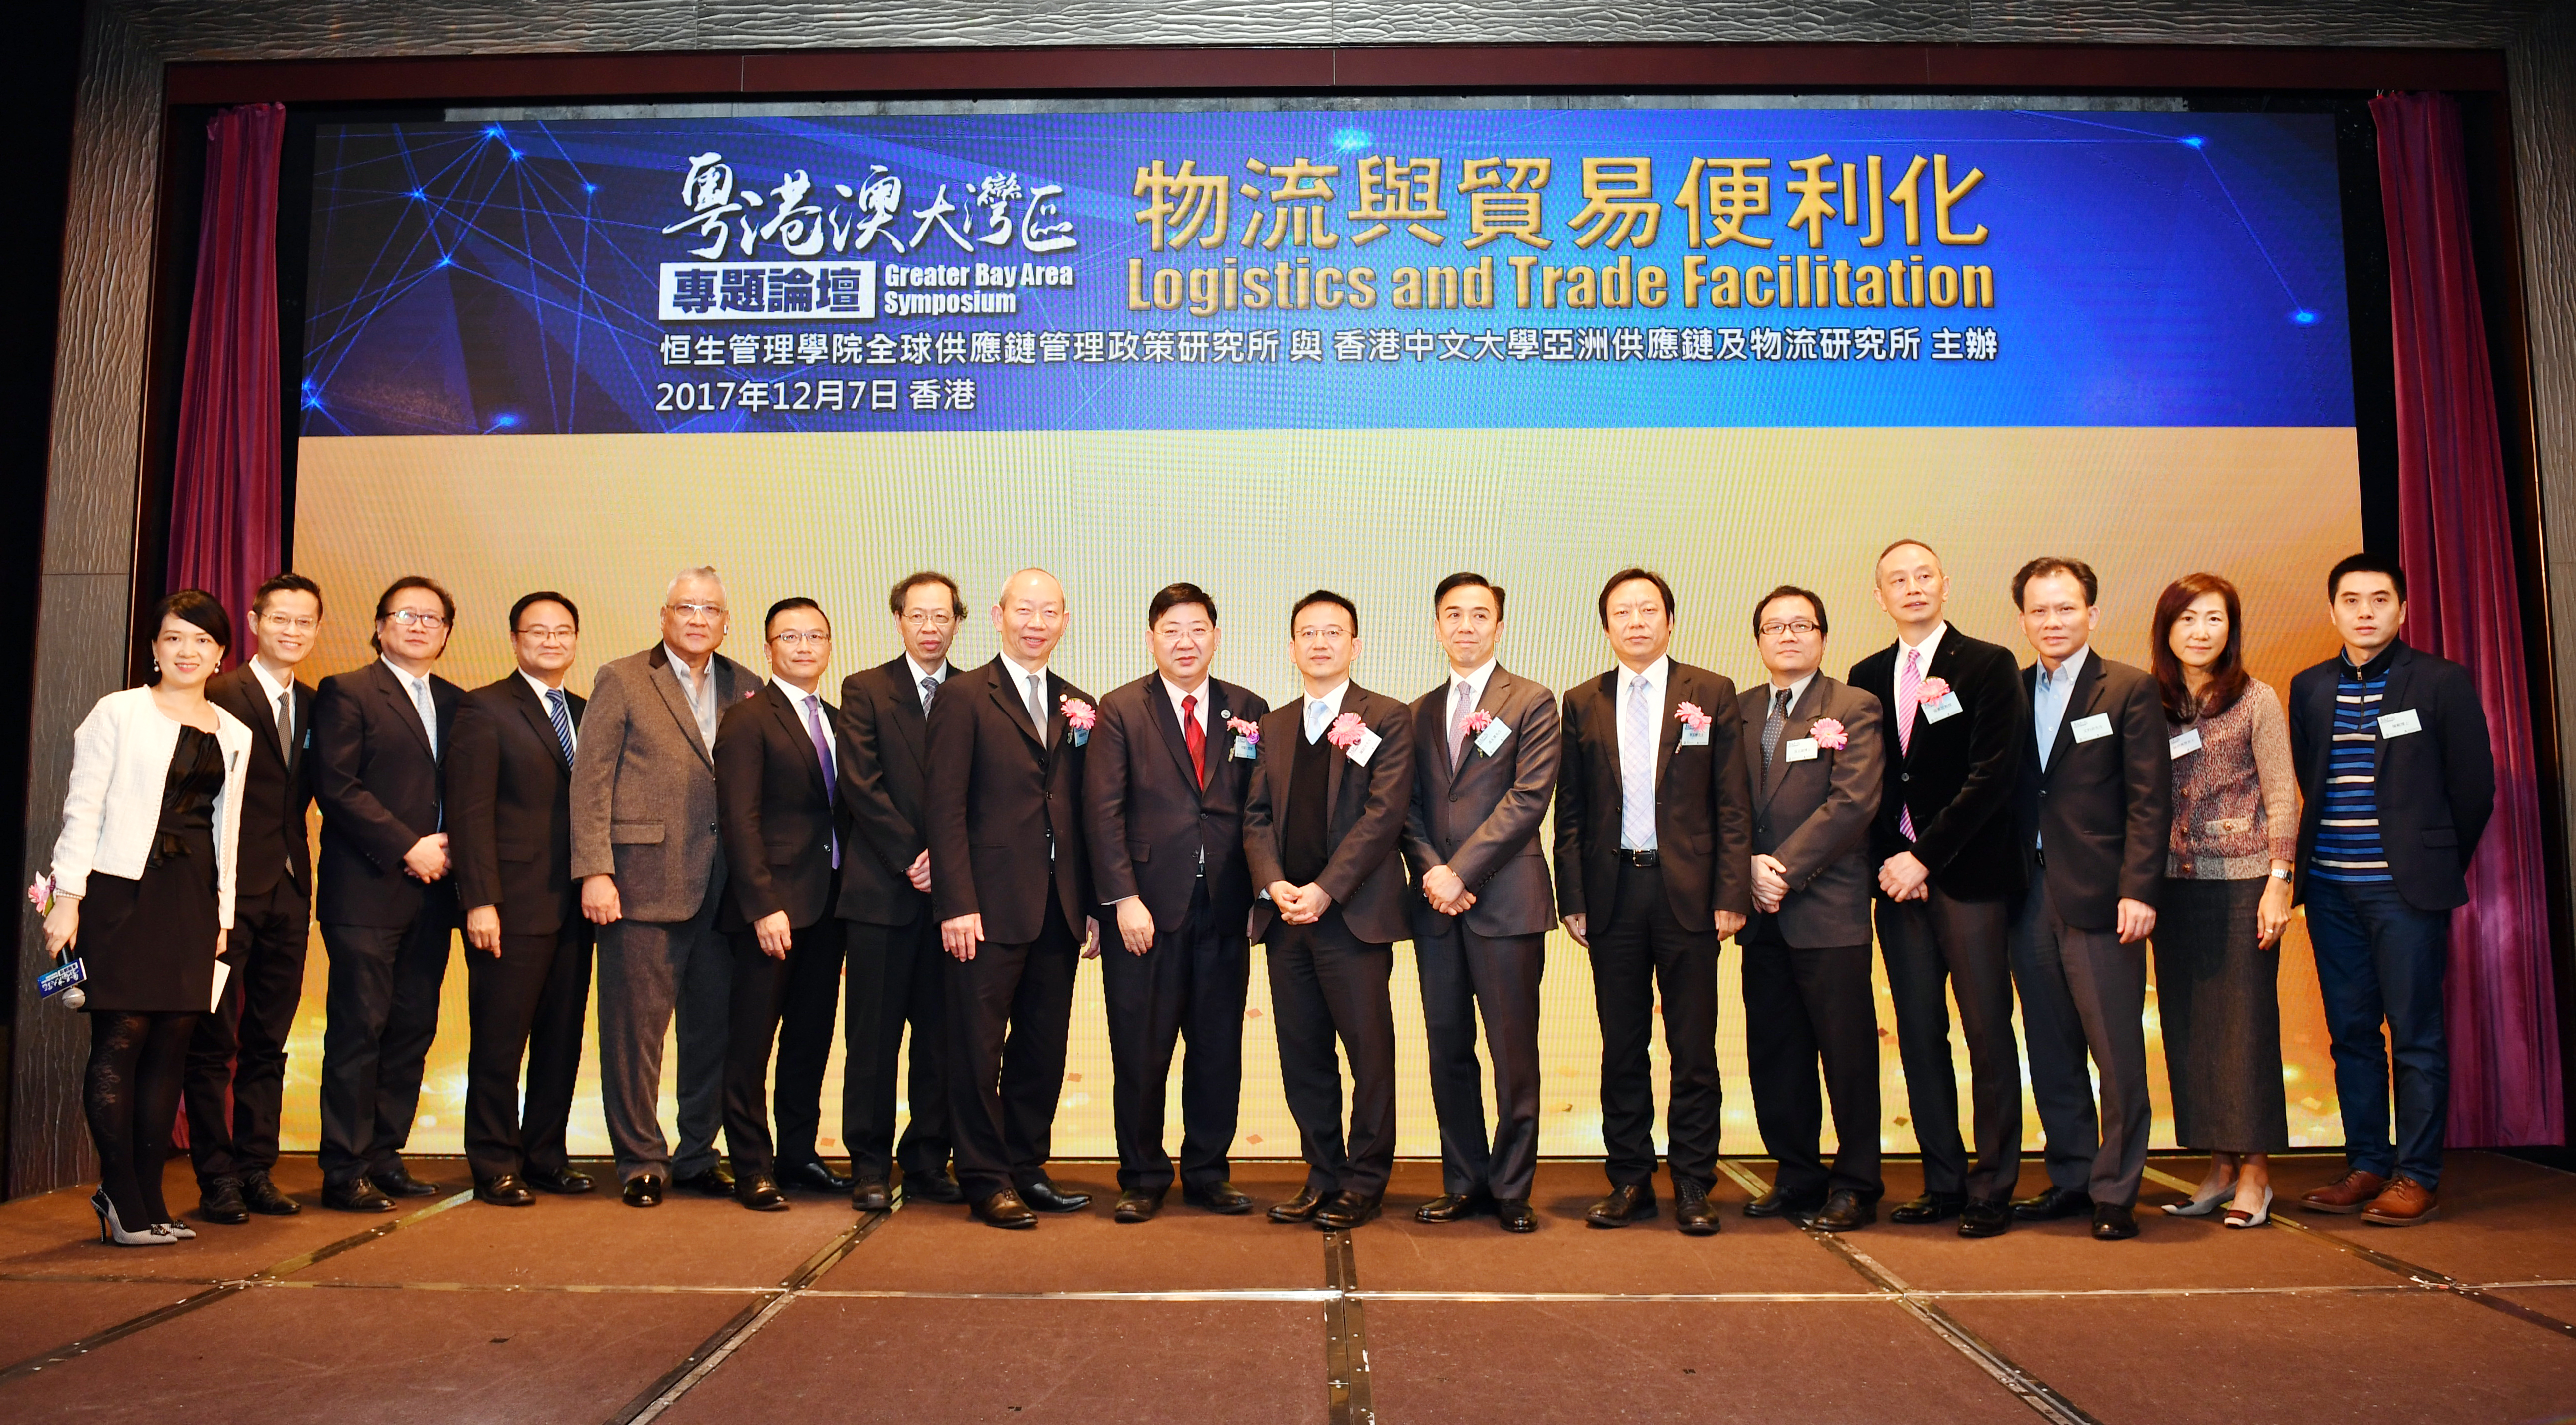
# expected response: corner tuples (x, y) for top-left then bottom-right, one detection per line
(1161, 675), (1213, 726)
(2343, 640), (2402, 680)
(998, 650), (1050, 685)
(1302, 679), (1351, 731)
(1768, 671), (1818, 712)
(379, 656), (430, 694)
(773, 677), (821, 708)
(519, 669), (567, 705)
(1899, 622), (1948, 667)
(662, 643), (709, 690)
(1616, 654), (1671, 692)
(248, 657), (295, 703)
(1447, 657), (1500, 708)
(2036, 642), (2092, 690)
(905, 654), (949, 686)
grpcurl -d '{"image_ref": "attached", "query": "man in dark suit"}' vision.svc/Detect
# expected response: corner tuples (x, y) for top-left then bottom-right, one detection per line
(185, 573), (321, 1224)
(448, 591), (595, 1208)
(2290, 553), (2494, 1227)
(1402, 573), (1559, 1235)
(572, 568), (760, 1207)
(1738, 586), (1886, 1232)
(1554, 568), (1751, 1237)
(927, 568), (1100, 1230)
(1847, 539), (2027, 1239)
(2006, 557), (2173, 1243)
(1244, 590), (1414, 1232)
(835, 572), (969, 1211)
(714, 598), (845, 1212)
(1086, 583), (1271, 1224)
(310, 576), (463, 1212)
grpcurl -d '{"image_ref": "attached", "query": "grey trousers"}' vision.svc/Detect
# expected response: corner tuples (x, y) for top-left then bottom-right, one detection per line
(2010, 874), (2151, 1208)
(1413, 920), (1545, 1203)
(595, 900), (732, 1182)
(1877, 889), (2021, 1202)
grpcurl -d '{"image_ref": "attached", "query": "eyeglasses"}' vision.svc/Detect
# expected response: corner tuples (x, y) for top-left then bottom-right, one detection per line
(384, 609), (447, 629)
(901, 611), (955, 628)
(1758, 620), (1820, 638)
(516, 625), (577, 641)
(260, 614), (319, 633)
(668, 602), (727, 619)
(769, 630), (831, 649)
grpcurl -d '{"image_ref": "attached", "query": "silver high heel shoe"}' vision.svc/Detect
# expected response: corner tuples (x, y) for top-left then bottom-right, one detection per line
(2160, 1176), (2237, 1217)
(154, 1219), (197, 1240)
(90, 1189), (178, 1247)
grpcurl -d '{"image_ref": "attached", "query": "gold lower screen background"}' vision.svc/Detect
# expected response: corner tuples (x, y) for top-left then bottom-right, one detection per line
(281, 427), (2362, 1163)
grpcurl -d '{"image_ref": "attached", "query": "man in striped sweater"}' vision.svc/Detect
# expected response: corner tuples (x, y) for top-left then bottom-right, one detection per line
(2288, 553), (2493, 1226)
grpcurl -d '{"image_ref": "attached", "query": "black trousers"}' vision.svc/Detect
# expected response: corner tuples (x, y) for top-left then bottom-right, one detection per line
(1266, 910), (1397, 1198)
(463, 921), (592, 1182)
(1415, 917), (1545, 1203)
(1876, 888), (2021, 1202)
(1741, 934), (1882, 1201)
(1591, 859), (1720, 1193)
(945, 893), (1080, 1202)
(317, 895), (455, 1185)
(723, 919), (845, 1179)
(183, 878), (309, 1184)
(844, 914), (952, 1180)
(1104, 880), (1248, 1195)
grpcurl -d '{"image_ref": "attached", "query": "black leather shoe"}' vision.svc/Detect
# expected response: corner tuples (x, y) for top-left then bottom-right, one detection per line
(901, 1167), (966, 1205)
(1744, 1186), (1824, 1221)
(1018, 1178), (1091, 1213)
(2014, 1185), (2095, 1221)
(1812, 1189), (1875, 1233)
(1498, 1199), (1537, 1234)
(2092, 1203), (2140, 1241)
(1585, 1183), (1657, 1229)
(369, 1164), (442, 1198)
(197, 1178), (251, 1225)
(525, 1167), (594, 1195)
(1415, 1191), (1493, 1224)
(735, 1174), (788, 1212)
(1184, 1181), (1254, 1215)
(1314, 1190), (1382, 1230)
(850, 1177), (894, 1212)
(621, 1174), (666, 1208)
(1959, 1197), (2013, 1238)
(1269, 1187), (1326, 1224)
(323, 1177), (396, 1213)
(240, 1171), (301, 1216)
(778, 1159), (853, 1193)
(1674, 1182), (1721, 1237)
(1113, 1188), (1164, 1224)
(476, 1175), (535, 1207)
(1889, 1191), (1966, 1225)
(973, 1190), (1037, 1229)
(676, 1164), (736, 1198)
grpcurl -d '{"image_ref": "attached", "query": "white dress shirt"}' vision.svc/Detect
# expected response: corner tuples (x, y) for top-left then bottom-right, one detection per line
(906, 654), (949, 712)
(248, 656), (297, 750)
(1444, 656), (1500, 738)
(382, 656), (441, 757)
(1615, 654), (1670, 849)
(1898, 620), (1949, 671)
(1300, 679), (1351, 743)
(1162, 676), (1213, 738)
(998, 650), (1052, 731)
(778, 680), (835, 762)
(518, 670), (576, 750)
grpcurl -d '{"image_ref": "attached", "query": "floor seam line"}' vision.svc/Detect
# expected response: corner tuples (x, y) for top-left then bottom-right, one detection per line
(1323, 1227), (1375, 1425)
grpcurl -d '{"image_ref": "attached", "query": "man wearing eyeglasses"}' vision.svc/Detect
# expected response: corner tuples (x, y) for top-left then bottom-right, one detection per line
(713, 599), (845, 1211)
(447, 592), (594, 1208)
(571, 567), (759, 1208)
(833, 573), (968, 1210)
(311, 576), (464, 1212)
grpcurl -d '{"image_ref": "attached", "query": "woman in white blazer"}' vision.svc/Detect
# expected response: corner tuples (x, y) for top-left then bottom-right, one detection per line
(42, 590), (252, 1246)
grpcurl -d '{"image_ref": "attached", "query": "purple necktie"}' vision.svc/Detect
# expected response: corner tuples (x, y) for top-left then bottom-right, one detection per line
(803, 693), (838, 869)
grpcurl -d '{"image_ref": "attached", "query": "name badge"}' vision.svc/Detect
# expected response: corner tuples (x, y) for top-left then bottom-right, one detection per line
(1784, 737), (1820, 762)
(1231, 735), (1258, 761)
(1678, 723), (1710, 747)
(2070, 713), (2114, 744)
(1069, 728), (1088, 747)
(1347, 727), (1383, 766)
(1921, 690), (1962, 723)
(1473, 715), (1512, 756)
(2378, 708), (2423, 739)
(2168, 727), (2203, 759)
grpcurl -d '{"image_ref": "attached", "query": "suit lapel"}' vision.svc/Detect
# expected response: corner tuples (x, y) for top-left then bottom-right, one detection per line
(226, 673), (288, 768)
(647, 652), (716, 768)
(1657, 664), (1689, 783)
(1325, 689), (1353, 815)
(512, 677), (571, 772)
(766, 683), (831, 799)
(372, 663), (437, 762)
(1148, 680), (1202, 792)
(985, 660), (1044, 748)
(2371, 648), (2413, 779)
(885, 660), (932, 761)
(1445, 671), (1503, 788)
(2038, 654), (2102, 785)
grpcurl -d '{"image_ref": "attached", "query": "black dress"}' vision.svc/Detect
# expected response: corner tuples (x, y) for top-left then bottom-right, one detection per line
(77, 725), (225, 1013)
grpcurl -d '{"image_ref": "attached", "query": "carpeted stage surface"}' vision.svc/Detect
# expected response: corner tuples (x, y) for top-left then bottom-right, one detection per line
(4, 1152), (2575, 1422)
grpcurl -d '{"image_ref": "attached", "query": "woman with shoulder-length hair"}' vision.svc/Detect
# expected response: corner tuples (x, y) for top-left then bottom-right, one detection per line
(2149, 573), (2298, 1228)
(40, 590), (254, 1245)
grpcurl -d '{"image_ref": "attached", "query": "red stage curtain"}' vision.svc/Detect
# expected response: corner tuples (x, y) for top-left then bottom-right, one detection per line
(2372, 90), (2562, 1145)
(165, 101), (285, 649)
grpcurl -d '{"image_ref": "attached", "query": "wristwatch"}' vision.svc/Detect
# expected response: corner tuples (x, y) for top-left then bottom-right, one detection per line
(2270, 866), (2292, 881)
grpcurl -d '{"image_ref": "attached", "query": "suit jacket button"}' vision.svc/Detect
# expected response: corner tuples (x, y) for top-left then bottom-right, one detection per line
(1899, 772), (1909, 782)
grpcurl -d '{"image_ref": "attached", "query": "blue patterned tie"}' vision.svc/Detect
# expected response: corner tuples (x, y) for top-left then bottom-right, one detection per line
(544, 687), (576, 765)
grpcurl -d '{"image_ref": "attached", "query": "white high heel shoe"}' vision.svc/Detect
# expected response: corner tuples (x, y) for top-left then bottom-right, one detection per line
(2161, 1176), (2237, 1217)
(2222, 1185), (2275, 1229)
(90, 1189), (178, 1247)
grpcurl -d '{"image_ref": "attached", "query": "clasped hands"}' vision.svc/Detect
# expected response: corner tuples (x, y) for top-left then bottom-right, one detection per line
(1418, 864), (1475, 917)
(1267, 880), (1336, 926)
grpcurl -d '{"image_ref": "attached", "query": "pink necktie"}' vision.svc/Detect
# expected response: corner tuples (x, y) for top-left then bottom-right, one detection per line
(1895, 648), (1921, 841)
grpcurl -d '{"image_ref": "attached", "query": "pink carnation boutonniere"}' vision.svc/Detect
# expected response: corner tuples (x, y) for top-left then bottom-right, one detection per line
(1808, 717), (1849, 751)
(1325, 712), (1367, 750)
(1226, 716), (1261, 741)
(1674, 702), (1714, 732)
(1465, 710), (1495, 734)
(1059, 696), (1097, 745)
(27, 873), (55, 915)
(1914, 676), (1952, 706)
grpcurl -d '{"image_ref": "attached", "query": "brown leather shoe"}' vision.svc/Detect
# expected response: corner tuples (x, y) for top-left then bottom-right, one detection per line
(2361, 1176), (2440, 1226)
(2299, 1167), (2388, 1214)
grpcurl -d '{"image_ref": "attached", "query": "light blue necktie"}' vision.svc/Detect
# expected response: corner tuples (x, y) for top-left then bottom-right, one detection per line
(1306, 698), (1330, 743)
(1621, 674), (1656, 850)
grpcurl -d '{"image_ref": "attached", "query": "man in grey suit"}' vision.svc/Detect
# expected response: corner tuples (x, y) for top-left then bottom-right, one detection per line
(2006, 557), (2172, 1243)
(1402, 573), (1560, 1235)
(572, 567), (759, 1206)
(1737, 586), (1886, 1232)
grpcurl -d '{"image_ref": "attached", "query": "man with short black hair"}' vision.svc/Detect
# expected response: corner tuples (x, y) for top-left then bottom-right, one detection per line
(2291, 553), (2493, 1226)
(187, 573), (323, 1223)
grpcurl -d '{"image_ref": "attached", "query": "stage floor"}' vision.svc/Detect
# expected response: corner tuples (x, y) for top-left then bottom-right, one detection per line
(3, 1151), (2574, 1422)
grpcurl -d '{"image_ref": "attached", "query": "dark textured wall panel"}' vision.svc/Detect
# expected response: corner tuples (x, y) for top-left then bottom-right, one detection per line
(2510, 7), (2576, 875)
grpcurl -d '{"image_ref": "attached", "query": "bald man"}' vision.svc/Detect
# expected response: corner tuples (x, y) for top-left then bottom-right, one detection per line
(925, 570), (1102, 1229)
